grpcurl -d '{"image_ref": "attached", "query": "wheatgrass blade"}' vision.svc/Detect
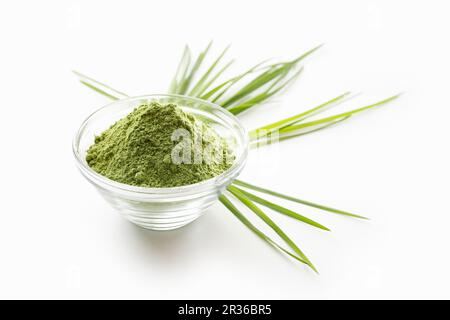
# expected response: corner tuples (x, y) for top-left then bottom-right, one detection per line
(219, 195), (309, 265)
(278, 94), (401, 135)
(168, 45), (192, 94)
(249, 92), (351, 139)
(177, 42), (212, 94)
(220, 64), (295, 108)
(194, 60), (234, 97)
(250, 115), (352, 147)
(228, 68), (303, 115)
(72, 70), (129, 100)
(233, 180), (368, 220)
(188, 45), (232, 97)
(220, 45), (321, 109)
(291, 44), (323, 64)
(277, 115), (351, 141)
(228, 185), (317, 272)
(200, 60), (269, 102)
(233, 186), (330, 231)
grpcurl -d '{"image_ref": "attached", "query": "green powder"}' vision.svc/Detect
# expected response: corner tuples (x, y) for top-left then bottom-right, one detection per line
(86, 102), (234, 188)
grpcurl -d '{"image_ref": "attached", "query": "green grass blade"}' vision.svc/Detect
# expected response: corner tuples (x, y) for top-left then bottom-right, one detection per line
(228, 92), (273, 115)
(219, 195), (309, 266)
(291, 44), (323, 64)
(220, 45), (321, 108)
(278, 115), (351, 141)
(280, 94), (401, 135)
(72, 70), (129, 100)
(249, 92), (351, 139)
(177, 42), (212, 94)
(233, 180), (368, 220)
(168, 45), (192, 94)
(228, 68), (303, 115)
(78, 81), (119, 100)
(206, 61), (271, 103)
(194, 59), (235, 97)
(227, 67), (298, 112)
(251, 115), (352, 146)
(233, 186), (330, 231)
(200, 78), (234, 101)
(220, 65), (292, 108)
(249, 94), (400, 144)
(188, 45), (231, 97)
(201, 60), (268, 102)
(228, 185), (317, 272)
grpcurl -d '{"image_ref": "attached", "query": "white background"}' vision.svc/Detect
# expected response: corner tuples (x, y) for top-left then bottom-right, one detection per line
(0, 0), (449, 299)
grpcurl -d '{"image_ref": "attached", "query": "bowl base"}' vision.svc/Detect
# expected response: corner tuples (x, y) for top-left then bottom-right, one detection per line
(119, 210), (202, 231)
(123, 213), (201, 231)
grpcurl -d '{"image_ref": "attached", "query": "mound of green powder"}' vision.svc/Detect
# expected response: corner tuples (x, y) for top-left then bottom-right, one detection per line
(86, 102), (234, 188)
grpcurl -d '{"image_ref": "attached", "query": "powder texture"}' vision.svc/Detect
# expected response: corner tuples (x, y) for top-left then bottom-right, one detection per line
(86, 102), (233, 188)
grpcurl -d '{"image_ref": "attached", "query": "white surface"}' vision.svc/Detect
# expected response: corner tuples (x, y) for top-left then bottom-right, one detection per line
(0, 0), (449, 299)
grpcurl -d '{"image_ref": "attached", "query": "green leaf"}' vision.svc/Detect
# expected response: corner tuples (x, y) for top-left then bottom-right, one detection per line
(196, 60), (234, 97)
(279, 94), (401, 135)
(177, 42), (212, 94)
(220, 45), (321, 109)
(233, 179), (368, 220)
(228, 185), (317, 272)
(228, 68), (303, 115)
(249, 92), (351, 139)
(168, 45), (192, 94)
(251, 115), (352, 146)
(219, 195), (309, 266)
(233, 186), (330, 231)
(72, 70), (129, 100)
(78, 81), (119, 100)
(250, 94), (400, 144)
(220, 63), (294, 108)
(200, 60), (268, 102)
(292, 43), (323, 63)
(188, 45), (232, 97)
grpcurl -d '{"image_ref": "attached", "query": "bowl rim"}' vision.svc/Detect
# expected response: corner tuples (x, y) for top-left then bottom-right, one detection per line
(72, 93), (249, 196)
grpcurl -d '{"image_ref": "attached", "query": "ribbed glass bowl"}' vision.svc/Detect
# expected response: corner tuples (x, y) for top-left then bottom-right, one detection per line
(73, 94), (248, 231)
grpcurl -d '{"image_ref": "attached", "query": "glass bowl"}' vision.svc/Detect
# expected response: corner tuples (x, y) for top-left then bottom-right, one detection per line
(73, 94), (249, 231)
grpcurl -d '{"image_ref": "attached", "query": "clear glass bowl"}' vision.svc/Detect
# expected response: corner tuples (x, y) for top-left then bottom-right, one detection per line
(73, 94), (249, 231)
